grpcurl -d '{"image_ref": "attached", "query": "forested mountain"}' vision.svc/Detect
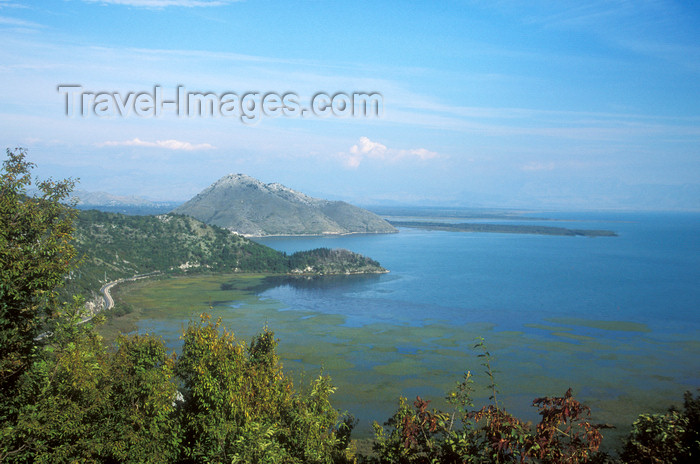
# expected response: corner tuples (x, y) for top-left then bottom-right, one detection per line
(65, 209), (386, 299)
(172, 174), (397, 236)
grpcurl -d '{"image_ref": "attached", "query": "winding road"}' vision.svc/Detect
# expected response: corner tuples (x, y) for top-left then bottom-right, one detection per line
(99, 271), (160, 312)
(35, 271), (160, 341)
(99, 280), (119, 311)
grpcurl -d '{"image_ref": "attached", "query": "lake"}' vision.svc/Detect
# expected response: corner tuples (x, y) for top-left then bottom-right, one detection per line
(130, 210), (700, 444)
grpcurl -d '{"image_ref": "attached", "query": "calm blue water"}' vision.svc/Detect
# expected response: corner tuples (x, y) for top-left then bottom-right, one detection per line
(250, 211), (700, 437)
(137, 211), (700, 440)
(256, 212), (700, 336)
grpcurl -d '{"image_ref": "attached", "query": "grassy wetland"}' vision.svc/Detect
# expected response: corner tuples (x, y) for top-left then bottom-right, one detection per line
(106, 272), (699, 447)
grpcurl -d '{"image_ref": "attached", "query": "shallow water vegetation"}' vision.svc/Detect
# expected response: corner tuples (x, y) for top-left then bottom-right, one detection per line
(6, 305), (698, 463)
(114, 272), (697, 443)
(364, 344), (700, 464)
(366, 342), (606, 464)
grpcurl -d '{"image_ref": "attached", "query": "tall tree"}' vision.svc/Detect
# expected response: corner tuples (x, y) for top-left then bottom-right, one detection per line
(0, 148), (77, 420)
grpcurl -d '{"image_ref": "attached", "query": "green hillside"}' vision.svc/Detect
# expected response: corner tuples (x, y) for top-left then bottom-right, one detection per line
(65, 209), (386, 300)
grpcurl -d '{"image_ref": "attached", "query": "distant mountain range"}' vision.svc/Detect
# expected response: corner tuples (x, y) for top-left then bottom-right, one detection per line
(72, 190), (163, 207)
(172, 174), (397, 236)
(70, 190), (181, 215)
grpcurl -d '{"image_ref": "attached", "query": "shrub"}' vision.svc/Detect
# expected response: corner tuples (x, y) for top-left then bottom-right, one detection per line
(176, 314), (355, 464)
(621, 389), (700, 464)
(367, 341), (603, 464)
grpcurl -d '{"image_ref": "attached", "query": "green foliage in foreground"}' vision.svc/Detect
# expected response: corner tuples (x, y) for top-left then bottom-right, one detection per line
(3, 302), (180, 463)
(177, 314), (353, 464)
(0, 149), (77, 428)
(1, 307), (355, 463)
(620, 390), (700, 464)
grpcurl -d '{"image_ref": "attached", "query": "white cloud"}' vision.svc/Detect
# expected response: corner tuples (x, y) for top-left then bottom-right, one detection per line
(343, 136), (438, 169)
(82, 0), (236, 7)
(349, 136), (387, 157)
(0, 15), (43, 29)
(0, 2), (29, 9)
(522, 162), (556, 172)
(404, 147), (439, 160)
(98, 138), (215, 151)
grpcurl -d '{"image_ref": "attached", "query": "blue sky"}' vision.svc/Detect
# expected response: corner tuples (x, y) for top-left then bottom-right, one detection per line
(1, 0), (698, 210)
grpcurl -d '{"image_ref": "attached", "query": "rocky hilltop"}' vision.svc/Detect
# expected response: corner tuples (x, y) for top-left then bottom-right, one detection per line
(172, 174), (397, 236)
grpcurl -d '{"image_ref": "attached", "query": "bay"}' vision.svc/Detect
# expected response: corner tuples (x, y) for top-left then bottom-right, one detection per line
(133, 211), (700, 443)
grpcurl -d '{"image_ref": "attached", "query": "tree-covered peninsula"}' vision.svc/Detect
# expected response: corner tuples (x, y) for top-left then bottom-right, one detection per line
(67, 209), (386, 301)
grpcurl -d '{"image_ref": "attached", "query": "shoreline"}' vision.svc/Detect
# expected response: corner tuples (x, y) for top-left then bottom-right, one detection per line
(388, 220), (618, 237)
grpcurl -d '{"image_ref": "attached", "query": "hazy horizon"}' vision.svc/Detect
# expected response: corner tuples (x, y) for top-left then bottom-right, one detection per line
(69, 182), (700, 214)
